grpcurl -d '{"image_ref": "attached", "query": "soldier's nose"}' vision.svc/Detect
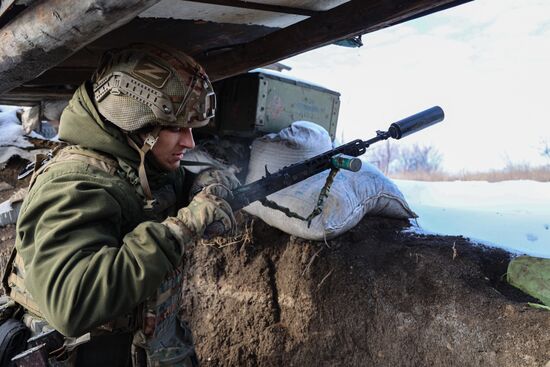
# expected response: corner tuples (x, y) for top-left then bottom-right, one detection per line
(179, 128), (195, 149)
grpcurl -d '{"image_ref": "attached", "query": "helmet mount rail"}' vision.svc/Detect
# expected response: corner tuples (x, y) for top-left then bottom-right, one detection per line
(94, 71), (176, 122)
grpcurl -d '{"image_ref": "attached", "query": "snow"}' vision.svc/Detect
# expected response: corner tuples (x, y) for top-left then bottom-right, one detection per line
(0, 105), (45, 148)
(396, 179), (550, 259)
(0, 105), (51, 167)
(0, 106), (31, 148)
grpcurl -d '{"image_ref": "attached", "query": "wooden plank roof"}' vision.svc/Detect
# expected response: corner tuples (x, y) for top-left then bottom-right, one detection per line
(0, 0), (471, 103)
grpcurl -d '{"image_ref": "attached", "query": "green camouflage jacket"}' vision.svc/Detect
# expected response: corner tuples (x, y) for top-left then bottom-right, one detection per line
(15, 83), (188, 337)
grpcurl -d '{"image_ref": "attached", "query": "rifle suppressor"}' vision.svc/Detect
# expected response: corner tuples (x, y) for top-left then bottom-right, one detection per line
(388, 106), (444, 139)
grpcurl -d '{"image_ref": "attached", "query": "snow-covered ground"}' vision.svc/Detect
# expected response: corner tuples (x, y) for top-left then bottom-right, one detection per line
(0, 105), (52, 167)
(396, 179), (550, 259)
(0, 105), (31, 147)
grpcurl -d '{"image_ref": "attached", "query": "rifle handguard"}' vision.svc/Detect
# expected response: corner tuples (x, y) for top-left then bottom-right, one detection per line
(229, 106), (445, 212)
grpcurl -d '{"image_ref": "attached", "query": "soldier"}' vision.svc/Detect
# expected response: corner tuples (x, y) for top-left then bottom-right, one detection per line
(4, 44), (239, 366)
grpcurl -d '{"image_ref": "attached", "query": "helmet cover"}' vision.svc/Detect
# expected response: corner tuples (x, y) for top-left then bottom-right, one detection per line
(92, 44), (215, 131)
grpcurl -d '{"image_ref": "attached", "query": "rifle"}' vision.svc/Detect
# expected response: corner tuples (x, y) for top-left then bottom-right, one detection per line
(227, 106), (444, 223)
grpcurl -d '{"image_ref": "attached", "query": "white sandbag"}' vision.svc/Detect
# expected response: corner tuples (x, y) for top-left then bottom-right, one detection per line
(244, 121), (416, 240)
(182, 139), (248, 174)
(181, 147), (228, 174)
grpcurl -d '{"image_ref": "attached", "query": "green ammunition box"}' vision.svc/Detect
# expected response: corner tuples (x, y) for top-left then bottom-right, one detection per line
(207, 71), (340, 139)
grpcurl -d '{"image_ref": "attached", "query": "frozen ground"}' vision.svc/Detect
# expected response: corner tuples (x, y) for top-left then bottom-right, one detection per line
(396, 179), (550, 258)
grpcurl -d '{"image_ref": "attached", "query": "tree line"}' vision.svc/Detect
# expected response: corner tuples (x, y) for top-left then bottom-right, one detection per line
(366, 141), (442, 175)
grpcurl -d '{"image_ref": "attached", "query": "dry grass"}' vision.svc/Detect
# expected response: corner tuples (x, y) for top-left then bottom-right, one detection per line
(200, 214), (255, 249)
(391, 171), (451, 181)
(390, 165), (550, 182)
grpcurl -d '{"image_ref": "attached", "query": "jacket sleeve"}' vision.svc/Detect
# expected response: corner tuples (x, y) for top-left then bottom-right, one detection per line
(16, 165), (183, 337)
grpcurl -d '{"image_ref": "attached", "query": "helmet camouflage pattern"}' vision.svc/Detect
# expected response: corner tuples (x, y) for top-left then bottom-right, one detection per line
(92, 44), (216, 131)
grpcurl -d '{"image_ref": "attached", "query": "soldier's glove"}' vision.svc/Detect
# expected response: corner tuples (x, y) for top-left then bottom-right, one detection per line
(163, 188), (236, 248)
(190, 168), (240, 201)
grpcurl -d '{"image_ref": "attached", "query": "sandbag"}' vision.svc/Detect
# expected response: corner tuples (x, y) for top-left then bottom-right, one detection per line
(182, 139), (246, 175)
(507, 256), (550, 306)
(243, 121), (416, 240)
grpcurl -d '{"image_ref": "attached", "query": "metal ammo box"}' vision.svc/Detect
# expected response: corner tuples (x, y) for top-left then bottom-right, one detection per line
(207, 70), (340, 139)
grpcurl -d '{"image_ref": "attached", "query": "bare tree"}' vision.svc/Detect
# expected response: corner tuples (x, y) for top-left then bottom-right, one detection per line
(397, 144), (442, 173)
(541, 140), (550, 163)
(366, 140), (400, 175)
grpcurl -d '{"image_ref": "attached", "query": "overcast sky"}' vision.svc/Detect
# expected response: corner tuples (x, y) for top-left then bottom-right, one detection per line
(283, 0), (550, 173)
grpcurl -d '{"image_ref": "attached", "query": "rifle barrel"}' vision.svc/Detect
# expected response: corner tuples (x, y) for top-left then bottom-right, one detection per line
(230, 106), (445, 210)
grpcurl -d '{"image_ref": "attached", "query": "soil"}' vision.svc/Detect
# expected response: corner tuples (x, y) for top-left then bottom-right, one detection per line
(181, 216), (550, 367)
(0, 157), (29, 279)
(0, 156), (29, 202)
(1, 159), (549, 366)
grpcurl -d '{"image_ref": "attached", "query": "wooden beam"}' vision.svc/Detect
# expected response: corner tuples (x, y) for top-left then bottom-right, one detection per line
(0, 87), (75, 105)
(200, 0), (463, 81)
(22, 67), (96, 87)
(0, 0), (163, 96)
(0, 0), (16, 20)
(184, 0), (318, 17)
(394, 0), (472, 25)
(2, 86), (75, 97)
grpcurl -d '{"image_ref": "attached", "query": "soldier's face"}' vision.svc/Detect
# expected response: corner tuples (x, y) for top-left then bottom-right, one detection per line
(149, 127), (195, 171)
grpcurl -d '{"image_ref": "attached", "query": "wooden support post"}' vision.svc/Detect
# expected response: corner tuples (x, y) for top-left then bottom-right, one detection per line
(0, 0), (17, 20)
(0, 0), (162, 95)
(200, 0), (462, 81)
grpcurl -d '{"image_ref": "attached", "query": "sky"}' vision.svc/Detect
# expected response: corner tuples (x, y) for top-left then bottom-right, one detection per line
(282, 0), (550, 173)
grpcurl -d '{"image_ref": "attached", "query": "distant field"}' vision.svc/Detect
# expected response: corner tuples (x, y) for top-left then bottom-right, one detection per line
(390, 165), (550, 182)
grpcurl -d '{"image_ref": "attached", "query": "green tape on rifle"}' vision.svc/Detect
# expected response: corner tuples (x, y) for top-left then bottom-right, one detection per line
(330, 154), (362, 172)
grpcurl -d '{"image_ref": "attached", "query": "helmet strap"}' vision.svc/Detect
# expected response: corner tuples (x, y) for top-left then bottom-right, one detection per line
(126, 125), (162, 209)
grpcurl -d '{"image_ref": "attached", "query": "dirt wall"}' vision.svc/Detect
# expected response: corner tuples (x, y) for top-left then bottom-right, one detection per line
(181, 216), (550, 367)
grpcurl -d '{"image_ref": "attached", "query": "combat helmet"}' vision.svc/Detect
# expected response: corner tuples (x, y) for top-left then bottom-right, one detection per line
(91, 44), (216, 208)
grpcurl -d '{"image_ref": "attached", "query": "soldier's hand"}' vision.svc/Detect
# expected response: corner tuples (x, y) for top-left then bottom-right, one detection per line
(190, 168), (240, 201)
(164, 189), (236, 246)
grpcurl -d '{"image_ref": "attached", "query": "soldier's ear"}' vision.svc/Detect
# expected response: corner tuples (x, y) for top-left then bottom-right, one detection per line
(133, 124), (156, 143)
